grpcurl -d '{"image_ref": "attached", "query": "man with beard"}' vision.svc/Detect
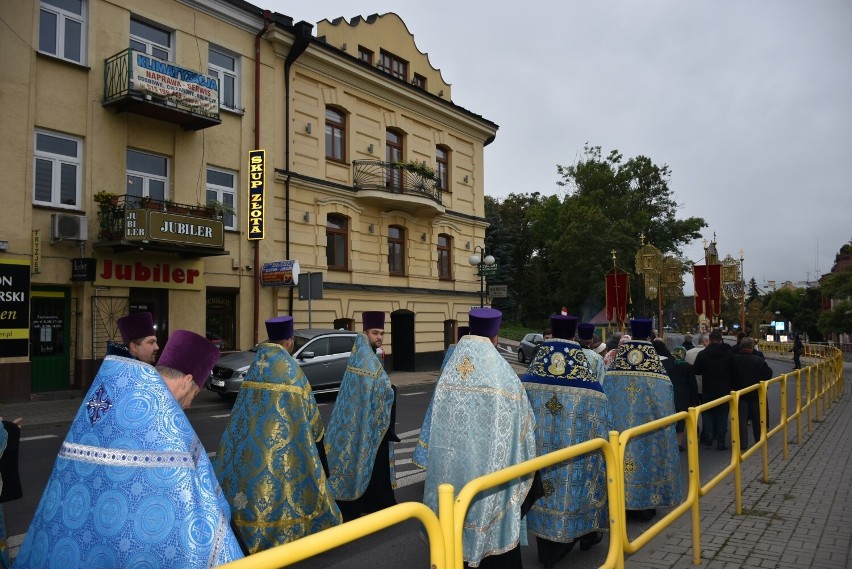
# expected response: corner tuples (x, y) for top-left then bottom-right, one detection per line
(325, 311), (398, 521)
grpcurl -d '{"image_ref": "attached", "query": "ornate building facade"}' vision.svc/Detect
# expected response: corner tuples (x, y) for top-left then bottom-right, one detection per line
(0, 1), (496, 400)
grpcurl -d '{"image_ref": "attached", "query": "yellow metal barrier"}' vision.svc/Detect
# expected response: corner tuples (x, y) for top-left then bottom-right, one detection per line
(217, 502), (448, 569)
(219, 345), (843, 568)
(614, 412), (700, 564)
(451, 438), (624, 569)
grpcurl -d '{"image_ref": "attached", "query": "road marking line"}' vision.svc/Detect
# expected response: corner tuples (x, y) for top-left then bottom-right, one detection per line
(21, 434), (58, 442)
(395, 469), (426, 487)
(397, 428), (421, 439)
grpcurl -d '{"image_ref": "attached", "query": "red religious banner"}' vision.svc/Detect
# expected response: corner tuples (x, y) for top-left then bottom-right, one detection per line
(605, 268), (629, 324)
(693, 264), (722, 316)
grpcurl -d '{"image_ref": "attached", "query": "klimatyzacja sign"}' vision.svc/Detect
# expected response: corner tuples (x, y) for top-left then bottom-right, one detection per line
(131, 51), (220, 118)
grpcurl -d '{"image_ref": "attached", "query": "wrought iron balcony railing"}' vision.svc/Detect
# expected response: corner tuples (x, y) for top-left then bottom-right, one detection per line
(352, 160), (442, 205)
(102, 49), (221, 130)
(95, 194), (224, 241)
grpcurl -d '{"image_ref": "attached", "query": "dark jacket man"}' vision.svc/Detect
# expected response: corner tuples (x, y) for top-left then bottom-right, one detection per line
(693, 330), (734, 449)
(693, 332), (733, 401)
(730, 338), (773, 449)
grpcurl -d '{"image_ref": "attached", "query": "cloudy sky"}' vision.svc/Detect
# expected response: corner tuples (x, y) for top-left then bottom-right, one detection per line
(269, 0), (851, 292)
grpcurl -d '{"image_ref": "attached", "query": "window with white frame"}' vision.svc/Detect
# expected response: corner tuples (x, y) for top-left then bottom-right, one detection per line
(209, 45), (240, 111)
(206, 167), (237, 230)
(125, 149), (168, 206)
(33, 130), (82, 209)
(39, 0), (86, 64)
(130, 17), (171, 61)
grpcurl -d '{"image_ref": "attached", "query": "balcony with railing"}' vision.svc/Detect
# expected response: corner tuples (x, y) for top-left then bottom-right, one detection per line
(352, 160), (445, 215)
(93, 194), (228, 257)
(102, 49), (221, 131)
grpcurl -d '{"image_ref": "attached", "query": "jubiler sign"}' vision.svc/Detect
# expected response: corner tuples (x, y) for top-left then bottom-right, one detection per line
(131, 51), (220, 119)
(124, 210), (224, 247)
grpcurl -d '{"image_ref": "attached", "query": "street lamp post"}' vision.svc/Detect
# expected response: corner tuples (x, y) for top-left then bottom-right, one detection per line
(739, 249), (746, 334)
(469, 245), (495, 308)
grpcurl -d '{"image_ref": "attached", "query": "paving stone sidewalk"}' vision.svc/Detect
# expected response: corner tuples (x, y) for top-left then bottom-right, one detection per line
(627, 376), (852, 568)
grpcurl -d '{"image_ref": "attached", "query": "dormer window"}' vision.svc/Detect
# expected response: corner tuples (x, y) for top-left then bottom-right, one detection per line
(379, 50), (407, 81)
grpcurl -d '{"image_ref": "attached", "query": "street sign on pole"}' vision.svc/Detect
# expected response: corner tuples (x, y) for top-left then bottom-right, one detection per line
(489, 284), (507, 298)
(477, 263), (498, 277)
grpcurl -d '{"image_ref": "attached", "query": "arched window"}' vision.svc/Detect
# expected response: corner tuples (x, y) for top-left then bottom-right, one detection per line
(326, 214), (349, 270)
(325, 107), (346, 162)
(388, 225), (406, 275)
(437, 233), (453, 280)
(436, 146), (449, 191)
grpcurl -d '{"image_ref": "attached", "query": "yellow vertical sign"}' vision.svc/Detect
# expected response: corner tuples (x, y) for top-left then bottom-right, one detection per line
(32, 230), (41, 274)
(247, 150), (265, 240)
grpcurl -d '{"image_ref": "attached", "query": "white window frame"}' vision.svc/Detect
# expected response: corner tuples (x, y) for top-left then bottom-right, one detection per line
(208, 45), (241, 113)
(130, 17), (172, 61)
(206, 166), (238, 231)
(125, 149), (169, 202)
(33, 129), (83, 209)
(39, 0), (87, 64)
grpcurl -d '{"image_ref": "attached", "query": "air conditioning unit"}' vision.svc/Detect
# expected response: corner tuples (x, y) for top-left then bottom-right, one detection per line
(51, 213), (88, 241)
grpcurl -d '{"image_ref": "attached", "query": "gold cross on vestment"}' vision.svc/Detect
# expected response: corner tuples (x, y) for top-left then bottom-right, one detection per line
(456, 356), (475, 380)
(545, 394), (564, 415)
(626, 381), (642, 400)
(255, 358), (270, 372)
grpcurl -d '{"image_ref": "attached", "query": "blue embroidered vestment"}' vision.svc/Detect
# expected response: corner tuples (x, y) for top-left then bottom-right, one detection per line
(603, 340), (683, 510)
(214, 343), (341, 552)
(14, 356), (243, 568)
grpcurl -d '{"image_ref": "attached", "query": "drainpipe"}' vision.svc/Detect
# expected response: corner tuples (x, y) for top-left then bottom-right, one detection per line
(252, 10), (272, 345)
(284, 22), (313, 316)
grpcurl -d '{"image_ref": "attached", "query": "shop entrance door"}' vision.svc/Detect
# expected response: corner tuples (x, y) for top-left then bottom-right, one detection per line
(30, 287), (71, 392)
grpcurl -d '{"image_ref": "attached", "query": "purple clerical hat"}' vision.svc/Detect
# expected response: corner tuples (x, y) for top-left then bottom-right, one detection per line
(630, 319), (653, 339)
(550, 315), (578, 340)
(362, 311), (385, 331)
(157, 330), (220, 388)
(577, 322), (595, 341)
(457, 326), (470, 341)
(265, 316), (294, 341)
(469, 308), (502, 338)
(117, 312), (155, 344)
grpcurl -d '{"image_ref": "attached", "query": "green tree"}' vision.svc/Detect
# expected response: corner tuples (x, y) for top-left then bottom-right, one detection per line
(817, 264), (852, 337)
(485, 145), (706, 325)
(553, 145), (706, 320)
(747, 278), (762, 304)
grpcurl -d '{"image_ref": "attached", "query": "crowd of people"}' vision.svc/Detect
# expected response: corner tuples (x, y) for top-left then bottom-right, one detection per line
(3, 306), (782, 568)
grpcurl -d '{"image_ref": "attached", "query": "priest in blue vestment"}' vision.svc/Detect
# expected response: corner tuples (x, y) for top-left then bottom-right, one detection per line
(522, 315), (611, 567)
(214, 316), (342, 553)
(419, 308), (536, 568)
(325, 311), (397, 521)
(603, 319), (683, 521)
(413, 325), (468, 469)
(14, 331), (244, 567)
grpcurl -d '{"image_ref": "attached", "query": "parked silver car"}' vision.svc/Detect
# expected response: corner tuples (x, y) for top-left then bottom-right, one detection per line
(207, 329), (358, 398)
(517, 332), (544, 363)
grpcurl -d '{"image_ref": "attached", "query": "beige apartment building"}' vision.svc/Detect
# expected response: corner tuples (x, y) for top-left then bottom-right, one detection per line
(0, 1), (497, 401)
